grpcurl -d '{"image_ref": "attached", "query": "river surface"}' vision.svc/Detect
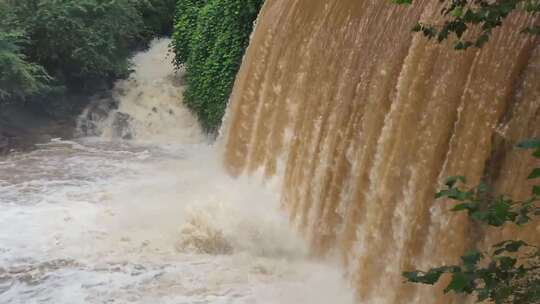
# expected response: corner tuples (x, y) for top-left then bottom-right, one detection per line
(0, 39), (353, 304)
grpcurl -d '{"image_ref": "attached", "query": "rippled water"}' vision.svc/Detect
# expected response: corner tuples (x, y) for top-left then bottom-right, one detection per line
(0, 39), (354, 304)
(0, 138), (352, 304)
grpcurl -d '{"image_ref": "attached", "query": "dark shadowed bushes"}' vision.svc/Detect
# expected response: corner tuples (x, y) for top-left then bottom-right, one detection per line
(0, 27), (50, 102)
(136, 0), (178, 38)
(11, 0), (143, 92)
(0, 0), (175, 111)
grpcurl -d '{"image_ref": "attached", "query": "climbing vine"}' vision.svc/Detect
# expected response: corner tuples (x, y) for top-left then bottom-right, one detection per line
(172, 0), (264, 132)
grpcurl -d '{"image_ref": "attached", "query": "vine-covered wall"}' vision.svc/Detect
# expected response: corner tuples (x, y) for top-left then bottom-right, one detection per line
(172, 0), (264, 132)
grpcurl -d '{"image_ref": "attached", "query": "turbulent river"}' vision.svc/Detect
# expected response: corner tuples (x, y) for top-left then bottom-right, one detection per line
(0, 39), (354, 304)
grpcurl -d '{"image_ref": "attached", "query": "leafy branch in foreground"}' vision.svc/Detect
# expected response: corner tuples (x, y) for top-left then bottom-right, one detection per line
(403, 138), (540, 304)
(393, 0), (540, 50)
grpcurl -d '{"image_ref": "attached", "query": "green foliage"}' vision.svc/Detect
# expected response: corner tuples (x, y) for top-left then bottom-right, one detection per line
(404, 244), (540, 303)
(0, 0), (175, 107)
(0, 0), (49, 102)
(11, 0), (143, 90)
(172, 0), (264, 132)
(393, 0), (540, 50)
(403, 139), (540, 303)
(0, 28), (51, 102)
(172, 0), (210, 67)
(135, 0), (177, 37)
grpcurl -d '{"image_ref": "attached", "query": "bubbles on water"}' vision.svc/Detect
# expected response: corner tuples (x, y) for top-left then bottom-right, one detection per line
(0, 138), (354, 303)
(175, 198), (309, 258)
(177, 205), (234, 254)
(0, 38), (355, 304)
(76, 38), (205, 144)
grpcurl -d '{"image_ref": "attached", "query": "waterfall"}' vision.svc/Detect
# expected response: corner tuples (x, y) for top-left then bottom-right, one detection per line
(77, 39), (204, 144)
(0, 38), (356, 304)
(222, 1), (540, 303)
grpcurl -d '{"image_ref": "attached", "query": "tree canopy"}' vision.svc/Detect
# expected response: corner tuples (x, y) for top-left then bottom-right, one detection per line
(0, 0), (175, 108)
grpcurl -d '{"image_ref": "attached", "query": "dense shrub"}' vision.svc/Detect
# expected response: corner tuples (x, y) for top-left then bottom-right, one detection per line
(0, 31), (51, 103)
(0, 0), (175, 109)
(137, 0), (178, 37)
(172, 0), (209, 66)
(10, 0), (143, 91)
(172, 0), (264, 132)
(0, 1), (50, 103)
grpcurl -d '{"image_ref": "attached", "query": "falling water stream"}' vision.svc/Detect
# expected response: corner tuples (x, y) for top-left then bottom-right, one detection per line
(0, 39), (354, 304)
(223, 1), (539, 303)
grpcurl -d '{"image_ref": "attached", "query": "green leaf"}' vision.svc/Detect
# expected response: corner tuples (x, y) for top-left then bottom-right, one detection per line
(454, 40), (473, 50)
(403, 271), (443, 284)
(451, 6), (464, 18)
(493, 240), (527, 255)
(497, 256), (517, 270)
(445, 188), (472, 201)
(451, 202), (479, 214)
(403, 266), (457, 285)
(475, 34), (489, 47)
(435, 190), (448, 199)
(533, 185), (540, 196)
(505, 240), (526, 252)
(445, 176), (466, 188)
(494, 240), (513, 248)
(444, 272), (469, 293)
(476, 288), (491, 301)
(478, 181), (491, 194)
(461, 251), (482, 269)
(516, 138), (540, 149)
(451, 203), (472, 211)
(528, 168), (540, 179)
(533, 148), (540, 158)
(392, 0), (413, 4)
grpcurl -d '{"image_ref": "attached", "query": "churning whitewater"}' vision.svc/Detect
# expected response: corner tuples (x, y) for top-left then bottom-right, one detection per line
(0, 39), (354, 304)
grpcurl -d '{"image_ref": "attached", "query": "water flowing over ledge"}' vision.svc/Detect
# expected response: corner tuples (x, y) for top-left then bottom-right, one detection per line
(0, 39), (355, 304)
(222, 1), (540, 303)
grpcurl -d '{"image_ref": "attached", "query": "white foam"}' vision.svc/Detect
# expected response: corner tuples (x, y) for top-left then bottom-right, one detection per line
(78, 39), (206, 144)
(0, 39), (354, 304)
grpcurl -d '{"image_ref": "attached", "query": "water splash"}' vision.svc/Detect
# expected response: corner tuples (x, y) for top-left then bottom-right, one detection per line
(77, 39), (204, 144)
(223, 1), (540, 303)
(0, 39), (355, 304)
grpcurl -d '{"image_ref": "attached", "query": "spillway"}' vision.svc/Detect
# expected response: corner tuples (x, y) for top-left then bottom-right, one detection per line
(222, 2), (540, 303)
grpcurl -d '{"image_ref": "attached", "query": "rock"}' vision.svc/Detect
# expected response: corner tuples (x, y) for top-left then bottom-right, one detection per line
(75, 94), (119, 137)
(111, 112), (133, 140)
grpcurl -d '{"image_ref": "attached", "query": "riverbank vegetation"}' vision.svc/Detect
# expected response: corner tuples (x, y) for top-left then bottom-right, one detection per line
(0, 0), (175, 115)
(172, 0), (263, 132)
(1, 0), (263, 130)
